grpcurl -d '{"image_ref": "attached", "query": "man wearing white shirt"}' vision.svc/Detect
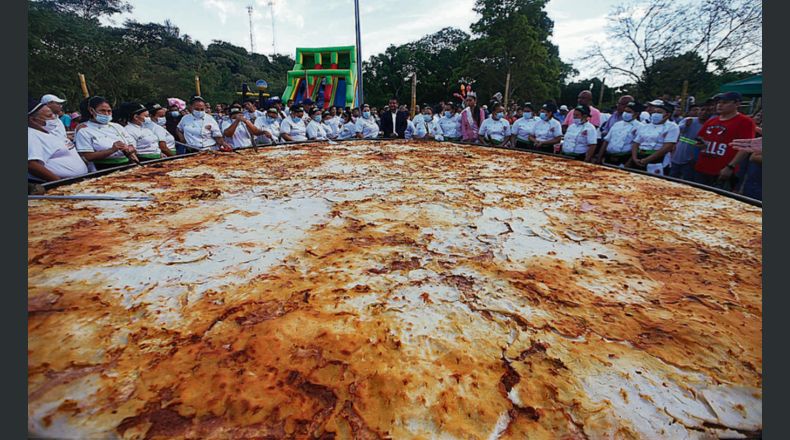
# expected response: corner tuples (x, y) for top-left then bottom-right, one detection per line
(176, 96), (231, 153)
(254, 107), (282, 145)
(280, 105), (308, 142)
(39, 94), (69, 140)
(28, 99), (88, 181)
(221, 106), (257, 149)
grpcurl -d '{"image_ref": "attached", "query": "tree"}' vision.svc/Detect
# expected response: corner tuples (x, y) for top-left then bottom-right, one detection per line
(362, 27), (470, 106)
(583, 0), (761, 87)
(462, 0), (569, 106)
(39, 0), (133, 19)
(28, 0), (294, 109)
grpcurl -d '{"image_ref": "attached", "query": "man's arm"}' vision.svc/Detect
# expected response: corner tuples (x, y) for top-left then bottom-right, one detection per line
(28, 161), (60, 182)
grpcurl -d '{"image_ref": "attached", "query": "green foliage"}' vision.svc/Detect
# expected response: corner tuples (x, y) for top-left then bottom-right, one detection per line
(363, 27), (470, 106)
(363, 0), (569, 107)
(28, 0), (293, 111)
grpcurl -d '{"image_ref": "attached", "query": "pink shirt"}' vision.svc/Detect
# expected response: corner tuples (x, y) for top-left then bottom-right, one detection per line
(460, 107), (486, 143)
(563, 105), (602, 127)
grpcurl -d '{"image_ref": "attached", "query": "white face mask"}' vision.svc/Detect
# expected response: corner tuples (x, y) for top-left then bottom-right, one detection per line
(143, 117), (151, 124)
(44, 118), (60, 132)
(156, 117), (166, 126)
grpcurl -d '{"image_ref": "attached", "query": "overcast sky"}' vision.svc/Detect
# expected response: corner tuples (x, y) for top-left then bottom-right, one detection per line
(105, 0), (622, 79)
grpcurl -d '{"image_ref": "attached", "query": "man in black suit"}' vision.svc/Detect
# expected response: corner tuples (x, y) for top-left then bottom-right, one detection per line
(380, 97), (409, 138)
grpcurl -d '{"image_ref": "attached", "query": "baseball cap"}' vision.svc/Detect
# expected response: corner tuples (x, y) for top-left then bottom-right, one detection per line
(290, 104), (304, 113)
(716, 91), (742, 102)
(574, 104), (591, 116)
(302, 98), (314, 105)
(625, 101), (645, 113)
(190, 95), (206, 104)
(647, 99), (675, 114)
(28, 97), (46, 115)
(266, 107), (278, 114)
(40, 94), (66, 105)
(228, 107), (242, 116)
(559, 105), (568, 111)
(541, 102), (557, 113)
(522, 102), (534, 111)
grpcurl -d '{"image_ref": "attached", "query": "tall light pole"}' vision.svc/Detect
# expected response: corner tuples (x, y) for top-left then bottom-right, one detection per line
(354, 0), (364, 106)
(246, 5), (255, 54)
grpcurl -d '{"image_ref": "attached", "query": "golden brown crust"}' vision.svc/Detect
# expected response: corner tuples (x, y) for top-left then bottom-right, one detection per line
(28, 141), (761, 439)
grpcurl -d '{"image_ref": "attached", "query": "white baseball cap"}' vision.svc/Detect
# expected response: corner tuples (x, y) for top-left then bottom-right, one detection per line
(40, 94), (66, 104)
(559, 105), (569, 111)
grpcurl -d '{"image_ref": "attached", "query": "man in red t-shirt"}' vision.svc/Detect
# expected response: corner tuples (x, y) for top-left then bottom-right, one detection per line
(693, 92), (756, 189)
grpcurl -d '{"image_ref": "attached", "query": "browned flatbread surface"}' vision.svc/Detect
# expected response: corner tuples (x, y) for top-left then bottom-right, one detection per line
(28, 141), (762, 439)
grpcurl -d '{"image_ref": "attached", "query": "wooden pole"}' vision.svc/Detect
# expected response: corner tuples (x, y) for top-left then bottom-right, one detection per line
(504, 70), (511, 111)
(598, 77), (606, 107)
(410, 74), (417, 118)
(195, 75), (201, 96)
(78, 73), (89, 99)
(679, 80), (689, 114)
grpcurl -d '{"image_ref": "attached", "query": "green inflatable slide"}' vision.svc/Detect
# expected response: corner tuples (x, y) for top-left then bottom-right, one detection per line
(281, 46), (358, 110)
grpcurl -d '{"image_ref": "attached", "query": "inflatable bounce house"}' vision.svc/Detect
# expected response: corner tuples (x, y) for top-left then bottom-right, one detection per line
(281, 46), (358, 109)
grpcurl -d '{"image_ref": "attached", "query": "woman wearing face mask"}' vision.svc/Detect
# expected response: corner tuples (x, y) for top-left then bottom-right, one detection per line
(221, 105), (257, 149)
(559, 105), (598, 162)
(322, 111), (339, 139)
(74, 96), (139, 170)
(596, 101), (643, 165)
(355, 104), (380, 139)
(253, 107), (282, 145)
(176, 95), (231, 153)
(461, 93), (486, 143)
(280, 104), (308, 142)
(527, 103), (563, 153)
(306, 108), (329, 141)
(124, 102), (173, 160)
(145, 103), (176, 156)
(438, 103), (461, 141)
(28, 98), (88, 181)
(412, 106), (444, 141)
(337, 112), (357, 140)
(478, 103), (512, 146)
(165, 104), (182, 142)
(628, 99), (680, 173)
(510, 102), (538, 149)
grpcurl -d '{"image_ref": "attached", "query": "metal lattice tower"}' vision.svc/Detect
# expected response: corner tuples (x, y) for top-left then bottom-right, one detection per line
(268, 0), (276, 55)
(247, 5), (255, 54)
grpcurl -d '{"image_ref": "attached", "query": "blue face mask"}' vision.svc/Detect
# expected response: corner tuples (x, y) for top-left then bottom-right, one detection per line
(363, 111), (371, 119)
(495, 112), (504, 120)
(539, 113), (549, 121)
(622, 112), (634, 122)
(444, 111), (452, 118)
(572, 117), (582, 125)
(523, 112), (533, 119)
(95, 114), (112, 124)
(312, 115), (321, 122)
(192, 110), (205, 118)
(650, 113), (665, 124)
(170, 111), (180, 117)
(292, 115), (302, 123)
(424, 114), (433, 123)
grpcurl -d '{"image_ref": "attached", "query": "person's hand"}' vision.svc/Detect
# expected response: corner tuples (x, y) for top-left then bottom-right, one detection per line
(732, 137), (762, 154)
(111, 140), (125, 152)
(219, 144), (233, 152)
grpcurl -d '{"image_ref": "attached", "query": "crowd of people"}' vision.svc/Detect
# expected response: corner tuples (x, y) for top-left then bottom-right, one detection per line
(27, 88), (763, 200)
